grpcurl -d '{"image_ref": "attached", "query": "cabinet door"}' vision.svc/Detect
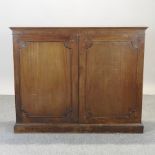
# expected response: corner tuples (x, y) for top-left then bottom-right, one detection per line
(14, 32), (78, 123)
(79, 30), (144, 124)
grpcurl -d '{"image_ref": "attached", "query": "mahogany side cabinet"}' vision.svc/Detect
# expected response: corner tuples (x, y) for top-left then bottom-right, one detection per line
(11, 27), (147, 133)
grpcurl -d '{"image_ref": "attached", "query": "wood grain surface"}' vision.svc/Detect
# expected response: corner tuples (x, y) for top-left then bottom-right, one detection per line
(11, 27), (147, 133)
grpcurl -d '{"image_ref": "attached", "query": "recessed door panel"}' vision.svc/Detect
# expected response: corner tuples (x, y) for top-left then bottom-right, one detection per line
(19, 40), (78, 123)
(79, 34), (140, 124)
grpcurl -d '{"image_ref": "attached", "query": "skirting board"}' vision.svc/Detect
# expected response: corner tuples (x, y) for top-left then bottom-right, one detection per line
(14, 123), (144, 133)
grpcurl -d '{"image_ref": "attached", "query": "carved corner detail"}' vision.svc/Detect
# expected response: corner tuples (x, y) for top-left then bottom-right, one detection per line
(130, 35), (140, 49)
(63, 107), (73, 118)
(18, 41), (30, 49)
(131, 39), (139, 49)
(64, 35), (77, 49)
(82, 34), (93, 49)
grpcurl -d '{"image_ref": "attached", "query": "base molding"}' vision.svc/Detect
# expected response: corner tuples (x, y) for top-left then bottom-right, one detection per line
(14, 123), (144, 133)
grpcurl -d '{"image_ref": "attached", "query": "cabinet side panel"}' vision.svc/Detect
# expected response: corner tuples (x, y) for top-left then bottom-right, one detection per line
(13, 36), (23, 123)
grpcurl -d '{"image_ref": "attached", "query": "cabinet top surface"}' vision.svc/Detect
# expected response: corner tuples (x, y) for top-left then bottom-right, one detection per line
(10, 27), (148, 30)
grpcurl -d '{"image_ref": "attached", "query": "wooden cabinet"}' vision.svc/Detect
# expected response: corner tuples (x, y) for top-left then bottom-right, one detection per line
(11, 27), (147, 133)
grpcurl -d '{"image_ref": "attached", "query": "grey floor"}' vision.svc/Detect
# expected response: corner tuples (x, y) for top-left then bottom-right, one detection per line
(0, 95), (155, 155)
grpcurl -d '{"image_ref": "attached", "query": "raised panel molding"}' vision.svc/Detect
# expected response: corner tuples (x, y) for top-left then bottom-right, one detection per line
(81, 36), (139, 122)
(17, 38), (76, 120)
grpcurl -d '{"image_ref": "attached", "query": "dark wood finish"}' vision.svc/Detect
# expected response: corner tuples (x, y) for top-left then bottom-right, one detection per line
(14, 123), (143, 133)
(79, 30), (144, 124)
(11, 29), (79, 124)
(11, 27), (147, 133)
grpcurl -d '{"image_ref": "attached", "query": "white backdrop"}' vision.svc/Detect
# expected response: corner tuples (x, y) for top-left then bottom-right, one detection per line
(0, 0), (155, 94)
